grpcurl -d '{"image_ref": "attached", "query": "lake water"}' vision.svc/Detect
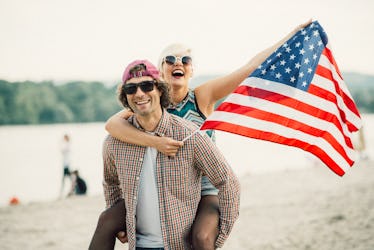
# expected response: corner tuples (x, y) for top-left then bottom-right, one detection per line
(1, 115), (373, 207)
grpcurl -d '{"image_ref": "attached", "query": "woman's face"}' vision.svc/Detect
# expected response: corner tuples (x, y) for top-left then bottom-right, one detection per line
(160, 52), (193, 91)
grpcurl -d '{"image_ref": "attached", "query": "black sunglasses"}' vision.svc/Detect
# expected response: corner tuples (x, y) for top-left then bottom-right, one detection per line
(123, 80), (156, 95)
(163, 55), (192, 66)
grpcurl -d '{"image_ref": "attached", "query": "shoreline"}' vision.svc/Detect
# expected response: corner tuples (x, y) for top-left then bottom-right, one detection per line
(1, 161), (373, 250)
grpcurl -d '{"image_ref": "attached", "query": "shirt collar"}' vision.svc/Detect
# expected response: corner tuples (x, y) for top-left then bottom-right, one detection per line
(128, 109), (173, 138)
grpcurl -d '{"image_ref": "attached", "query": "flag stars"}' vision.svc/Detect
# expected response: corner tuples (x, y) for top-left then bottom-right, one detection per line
(250, 22), (327, 90)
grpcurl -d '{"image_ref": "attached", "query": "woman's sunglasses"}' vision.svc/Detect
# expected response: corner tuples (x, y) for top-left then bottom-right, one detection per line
(163, 55), (192, 66)
(122, 80), (156, 95)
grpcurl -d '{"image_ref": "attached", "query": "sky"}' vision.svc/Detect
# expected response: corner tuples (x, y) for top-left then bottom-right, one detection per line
(1, 0), (373, 83)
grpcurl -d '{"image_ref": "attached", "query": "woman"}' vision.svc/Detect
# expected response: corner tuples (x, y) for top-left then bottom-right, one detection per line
(89, 20), (312, 250)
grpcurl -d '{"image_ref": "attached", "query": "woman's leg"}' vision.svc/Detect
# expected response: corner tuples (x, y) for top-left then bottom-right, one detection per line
(191, 175), (220, 250)
(191, 195), (219, 250)
(89, 199), (126, 250)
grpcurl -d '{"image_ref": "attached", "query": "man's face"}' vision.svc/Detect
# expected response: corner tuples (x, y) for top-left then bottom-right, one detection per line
(124, 76), (161, 117)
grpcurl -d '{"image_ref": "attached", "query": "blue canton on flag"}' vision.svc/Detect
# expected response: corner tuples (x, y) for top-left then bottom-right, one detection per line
(252, 22), (327, 90)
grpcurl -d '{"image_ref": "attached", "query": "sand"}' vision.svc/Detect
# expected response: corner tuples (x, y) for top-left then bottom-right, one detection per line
(1, 160), (373, 250)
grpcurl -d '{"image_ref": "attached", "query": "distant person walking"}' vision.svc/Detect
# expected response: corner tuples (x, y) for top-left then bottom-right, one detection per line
(60, 134), (72, 197)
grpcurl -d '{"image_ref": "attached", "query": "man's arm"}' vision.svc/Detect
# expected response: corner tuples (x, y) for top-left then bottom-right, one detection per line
(101, 137), (128, 245)
(102, 137), (123, 208)
(193, 132), (241, 248)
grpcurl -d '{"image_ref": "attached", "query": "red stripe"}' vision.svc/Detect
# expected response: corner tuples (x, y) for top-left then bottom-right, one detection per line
(233, 85), (354, 148)
(216, 102), (354, 165)
(201, 120), (346, 176)
(315, 64), (361, 127)
(308, 83), (334, 102)
(308, 81), (356, 133)
(322, 47), (342, 79)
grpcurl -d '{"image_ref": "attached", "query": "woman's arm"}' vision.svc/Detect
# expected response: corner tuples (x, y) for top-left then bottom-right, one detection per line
(105, 110), (183, 156)
(195, 19), (312, 116)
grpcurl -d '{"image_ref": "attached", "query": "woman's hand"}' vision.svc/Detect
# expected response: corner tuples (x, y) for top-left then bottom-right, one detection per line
(294, 18), (313, 32)
(117, 109), (133, 120)
(154, 136), (183, 157)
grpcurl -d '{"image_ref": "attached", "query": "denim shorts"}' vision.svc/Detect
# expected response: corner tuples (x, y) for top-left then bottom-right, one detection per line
(201, 175), (219, 196)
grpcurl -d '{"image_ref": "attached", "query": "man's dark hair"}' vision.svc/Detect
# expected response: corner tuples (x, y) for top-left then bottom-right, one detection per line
(117, 64), (170, 110)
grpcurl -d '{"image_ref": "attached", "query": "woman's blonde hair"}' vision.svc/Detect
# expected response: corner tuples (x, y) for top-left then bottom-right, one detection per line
(157, 43), (193, 71)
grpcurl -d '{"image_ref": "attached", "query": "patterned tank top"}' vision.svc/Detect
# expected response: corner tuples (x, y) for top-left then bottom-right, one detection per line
(167, 89), (215, 141)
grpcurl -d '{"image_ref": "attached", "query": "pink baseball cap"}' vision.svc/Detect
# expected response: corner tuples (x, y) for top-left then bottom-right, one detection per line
(122, 59), (160, 83)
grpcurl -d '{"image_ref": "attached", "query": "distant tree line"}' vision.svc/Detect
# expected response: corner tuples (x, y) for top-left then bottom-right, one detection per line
(0, 80), (122, 125)
(349, 87), (374, 114)
(343, 72), (374, 114)
(0, 72), (373, 125)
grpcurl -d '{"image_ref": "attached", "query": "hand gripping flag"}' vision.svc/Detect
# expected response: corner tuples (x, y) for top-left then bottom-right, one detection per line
(200, 21), (362, 176)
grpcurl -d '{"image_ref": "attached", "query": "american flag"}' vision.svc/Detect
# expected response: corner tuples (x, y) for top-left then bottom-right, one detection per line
(200, 21), (362, 176)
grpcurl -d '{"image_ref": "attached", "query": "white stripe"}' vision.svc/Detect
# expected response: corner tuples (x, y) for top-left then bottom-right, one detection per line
(318, 54), (357, 108)
(312, 73), (335, 93)
(242, 77), (328, 112)
(317, 55), (362, 129)
(241, 77), (354, 139)
(206, 111), (351, 172)
(318, 55), (346, 90)
(224, 93), (356, 159)
(311, 75), (362, 130)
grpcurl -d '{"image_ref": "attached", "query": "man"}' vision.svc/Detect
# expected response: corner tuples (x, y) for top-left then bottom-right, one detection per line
(101, 60), (240, 250)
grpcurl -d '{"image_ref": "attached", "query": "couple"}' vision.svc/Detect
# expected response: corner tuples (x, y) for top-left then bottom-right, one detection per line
(90, 20), (311, 250)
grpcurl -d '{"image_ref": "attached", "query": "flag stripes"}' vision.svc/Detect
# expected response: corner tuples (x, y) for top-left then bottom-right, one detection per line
(201, 21), (362, 176)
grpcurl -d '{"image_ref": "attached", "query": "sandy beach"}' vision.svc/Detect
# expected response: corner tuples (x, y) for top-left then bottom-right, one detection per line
(1, 160), (373, 250)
